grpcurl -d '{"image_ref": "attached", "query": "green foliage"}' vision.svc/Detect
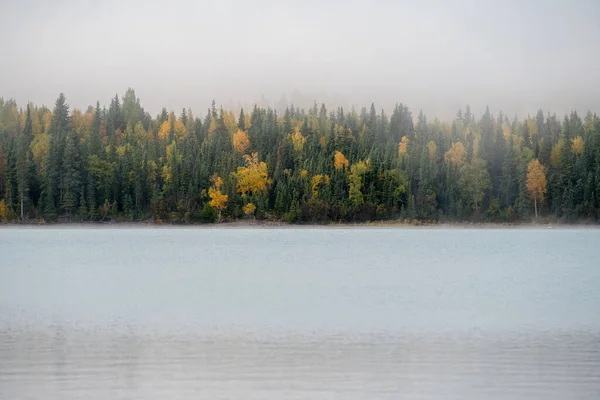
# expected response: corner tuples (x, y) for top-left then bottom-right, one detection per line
(0, 90), (599, 223)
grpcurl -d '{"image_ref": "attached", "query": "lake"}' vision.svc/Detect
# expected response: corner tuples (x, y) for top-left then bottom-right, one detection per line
(1, 227), (599, 399)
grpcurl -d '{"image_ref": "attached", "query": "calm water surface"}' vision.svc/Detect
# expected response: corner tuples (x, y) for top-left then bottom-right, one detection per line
(1, 227), (599, 399)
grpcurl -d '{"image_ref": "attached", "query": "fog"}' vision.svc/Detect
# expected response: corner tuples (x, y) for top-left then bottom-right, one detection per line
(1, 0), (599, 119)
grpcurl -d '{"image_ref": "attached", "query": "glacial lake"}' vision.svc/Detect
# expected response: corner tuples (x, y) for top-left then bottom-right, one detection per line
(1, 227), (599, 399)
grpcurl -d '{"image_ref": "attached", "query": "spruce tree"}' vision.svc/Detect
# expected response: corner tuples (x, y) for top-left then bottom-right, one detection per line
(60, 132), (82, 218)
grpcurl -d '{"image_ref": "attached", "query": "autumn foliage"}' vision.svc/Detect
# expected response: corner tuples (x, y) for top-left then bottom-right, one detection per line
(0, 199), (9, 222)
(242, 202), (256, 216)
(290, 128), (306, 154)
(1, 89), (599, 224)
(426, 140), (437, 162)
(334, 151), (349, 170)
(311, 174), (330, 198)
(233, 129), (250, 154)
(398, 136), (408, 156)
(208, 175), (228, 218)
(233, 152), (269, 196)
(526, 159), (547, 218)
(444, 142), (467, 168)
(571, 136), (584, 155)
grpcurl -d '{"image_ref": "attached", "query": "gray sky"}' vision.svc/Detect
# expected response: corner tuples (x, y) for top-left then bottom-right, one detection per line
(1, 0), (599, 119)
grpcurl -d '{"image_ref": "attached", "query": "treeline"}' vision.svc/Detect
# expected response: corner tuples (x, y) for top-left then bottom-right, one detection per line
(1, 89), (599, 224)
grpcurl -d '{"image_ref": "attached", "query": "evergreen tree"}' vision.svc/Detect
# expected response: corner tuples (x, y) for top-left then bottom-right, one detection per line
(60, 131), (82, 218)
(89, 102), (103, 157)
(1, 89), (599, 224)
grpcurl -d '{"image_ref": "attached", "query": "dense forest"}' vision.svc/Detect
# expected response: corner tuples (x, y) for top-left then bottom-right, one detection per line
(1, 89), (599, 224)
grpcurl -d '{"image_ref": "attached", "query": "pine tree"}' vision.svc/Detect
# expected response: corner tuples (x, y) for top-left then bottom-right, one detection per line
(238, 108), (246, 131)
(522, 121), (531, 149)
(89, 102), (102, 157)
(77, 190), (88, 221)
(16, 106), (33, 219)
(4, 141), (17, 213)
(87, 175), (98, 220)
(60, 132), (82, 218)
(500, 137), (518, 208)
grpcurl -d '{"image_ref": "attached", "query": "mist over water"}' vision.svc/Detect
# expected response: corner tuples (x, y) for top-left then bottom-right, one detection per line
(1, 227), (600, 399)
(3, 0), (600, 396)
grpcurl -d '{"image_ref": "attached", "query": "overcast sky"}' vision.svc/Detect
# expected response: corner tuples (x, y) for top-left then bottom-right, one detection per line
(1, 0), (599, 119)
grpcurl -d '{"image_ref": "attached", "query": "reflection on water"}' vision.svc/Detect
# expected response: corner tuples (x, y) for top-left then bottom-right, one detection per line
(1, 227), (600, 399)
(1, 328), (599, 400)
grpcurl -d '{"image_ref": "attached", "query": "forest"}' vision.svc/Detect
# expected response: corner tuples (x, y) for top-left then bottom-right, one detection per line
(1, 89), (599, 224)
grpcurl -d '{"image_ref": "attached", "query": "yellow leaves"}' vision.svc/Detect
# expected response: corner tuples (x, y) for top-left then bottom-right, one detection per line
(348, 160), (369, 207)
(284, 168), (292, 176)
(30, 133), (50, 174)
(0, 199), (9, 222)
(426, 140), (437, 161)
(398, 136), (408, 156)
(311, 174), (330, 198)
(300, 169), (308, 178)
(334, 151), (349, 170)
(158, 121), (170, 141)
(243, 113), (252, 131)
(208, 175), (228, 213)
(208, 116), (217, 135)
(71, 108), (92, 136)
(444, 142), (466, 168)
(571, 136), (584, 155)
(351, 160), (369, 175)
(233, 152), (270, 196)
(210, 175), (223, 192)
(550, 141), (562, 165)
(116, 145), (127, 157)
(242, 202), (256, 216)
(527, 118), (537, 135)
(134, 121), (146, 143)
(233, 129), (250, 154)
(29, 104), (41, 136)
(291, 118), (303, 132)
(290, 128), (306, 153)
(319, 136), (326, 147)
(526, 159), (547, 204)
(223, 111), (238, 135)
(174, 120), (187, 141)
(42, 111), (52, 133)
(161, 165), (172, 184)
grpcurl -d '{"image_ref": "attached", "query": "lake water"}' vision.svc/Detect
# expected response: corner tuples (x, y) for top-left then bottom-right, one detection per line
(1, 227), (599, 399)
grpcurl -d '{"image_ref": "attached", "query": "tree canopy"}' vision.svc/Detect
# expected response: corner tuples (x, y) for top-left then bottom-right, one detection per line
(1, 90), (599, 223)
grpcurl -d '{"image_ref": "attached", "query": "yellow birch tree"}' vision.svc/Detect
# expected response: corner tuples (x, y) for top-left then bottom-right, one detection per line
(526, 159), (547, 218)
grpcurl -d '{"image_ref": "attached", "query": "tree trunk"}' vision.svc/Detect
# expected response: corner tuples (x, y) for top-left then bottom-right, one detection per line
(20, 190), (24, 220)
(534, 197), (538, 219)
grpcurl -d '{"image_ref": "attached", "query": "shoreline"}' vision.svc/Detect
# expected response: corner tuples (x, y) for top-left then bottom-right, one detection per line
(1, 219), (599, 229)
